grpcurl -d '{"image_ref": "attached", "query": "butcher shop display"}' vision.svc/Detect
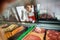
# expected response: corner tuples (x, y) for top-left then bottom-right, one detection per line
(0, 0), (60, 40)
(22, 27), (45, 40)
(37, 9), (57, 21)
(4, 26), (25, 38)
(0, 23), (60, 40)
(46, 30), (60, 40)
(2, 24), (18, 32)
(17, 26), (60, 40)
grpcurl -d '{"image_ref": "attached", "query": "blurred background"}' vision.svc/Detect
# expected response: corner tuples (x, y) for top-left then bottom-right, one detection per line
(2, 0), (60, 21)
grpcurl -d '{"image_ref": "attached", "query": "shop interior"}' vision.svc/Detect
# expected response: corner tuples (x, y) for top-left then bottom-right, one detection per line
(0, 0), (60, 40)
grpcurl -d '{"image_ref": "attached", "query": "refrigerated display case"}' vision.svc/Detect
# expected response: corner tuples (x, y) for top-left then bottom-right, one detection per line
(0, 0), (60, 40)
(36, 0), (60, 24)
(16, 23), (60, 40)
(0, 21), (60, 40)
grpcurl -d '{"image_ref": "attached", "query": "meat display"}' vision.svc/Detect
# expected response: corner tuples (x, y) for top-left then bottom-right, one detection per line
(12, 26), (25, 36)
(23, 34), (41, 40)
(4, 26), (25, 38)
(23, 27), (45, 40)
(39, 13), (55, 20)
(0, 23), (60, 40)
(3, 24), (18, 32)
(46, 30), (60, 40)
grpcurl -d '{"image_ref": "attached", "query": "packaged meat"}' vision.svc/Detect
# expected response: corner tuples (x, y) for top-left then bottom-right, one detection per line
(4, 32), (12, 39)
(4, 26), (25, 38)
(8, 26), (28, 40)
(22, 27), (45, 40)
(3, 24), (18, 32)
(46, 30), (60, 40)
(23, 34), (41, 40)
(37, 9), (57, 20)
(17, 26), (35, 40)
(12, 26), (25, 36)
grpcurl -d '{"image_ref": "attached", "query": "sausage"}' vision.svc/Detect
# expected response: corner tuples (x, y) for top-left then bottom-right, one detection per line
(3, 24), (18, 32)
(4, 26), (25, 38)
(5, 32), (12, 38)
(12, 26), (25, 36)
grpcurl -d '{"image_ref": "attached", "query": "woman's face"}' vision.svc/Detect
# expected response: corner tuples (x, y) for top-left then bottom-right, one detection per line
(26, 5), (32, 12)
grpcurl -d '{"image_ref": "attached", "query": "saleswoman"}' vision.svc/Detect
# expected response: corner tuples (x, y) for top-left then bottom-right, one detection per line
(0, 0), (15, 40)
(24, 2), (36, 22)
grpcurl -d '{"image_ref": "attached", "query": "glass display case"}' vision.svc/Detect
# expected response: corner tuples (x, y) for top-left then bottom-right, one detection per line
(36, 0), (60, 23)
(0, 0), (60, 40)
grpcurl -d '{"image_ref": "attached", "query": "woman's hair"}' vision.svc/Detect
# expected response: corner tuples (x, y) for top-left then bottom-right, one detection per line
(0, 0), (14, 13)
(24, 2), (32, 9)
